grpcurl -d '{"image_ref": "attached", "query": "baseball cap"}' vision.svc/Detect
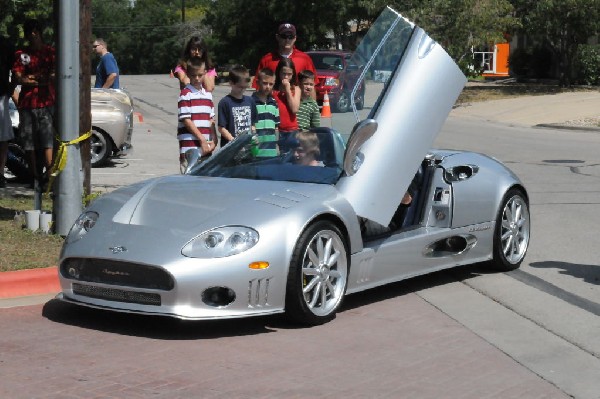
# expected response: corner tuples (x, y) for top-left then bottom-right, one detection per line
(278, 23), (296, 36)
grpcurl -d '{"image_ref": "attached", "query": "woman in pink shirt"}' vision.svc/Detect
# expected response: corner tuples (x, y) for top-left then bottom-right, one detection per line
(174, 36), (216, 92)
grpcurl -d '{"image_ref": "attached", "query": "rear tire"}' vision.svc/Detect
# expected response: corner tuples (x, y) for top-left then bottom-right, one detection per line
(490, 188), (530, 271)
(90, 128), (113, 167)
(285, 221), (349, 325)
(5, 142), (33, 183)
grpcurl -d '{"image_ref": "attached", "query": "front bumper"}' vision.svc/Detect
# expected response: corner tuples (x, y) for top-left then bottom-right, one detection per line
(118, 142), (133, 156)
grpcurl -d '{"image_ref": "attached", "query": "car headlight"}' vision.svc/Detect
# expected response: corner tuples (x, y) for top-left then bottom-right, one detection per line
(182, 226), (259, 258)
(66, 211), (99, 244)
(323, 77), (339, 87)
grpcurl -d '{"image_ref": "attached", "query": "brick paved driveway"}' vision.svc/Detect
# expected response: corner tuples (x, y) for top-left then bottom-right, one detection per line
(0, 270), (566, 399)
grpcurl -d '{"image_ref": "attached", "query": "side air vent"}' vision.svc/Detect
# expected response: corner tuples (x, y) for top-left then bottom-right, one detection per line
(444, 165), (479, 182)
(423, 235), (477, 258)
(248, 278), (272, 307)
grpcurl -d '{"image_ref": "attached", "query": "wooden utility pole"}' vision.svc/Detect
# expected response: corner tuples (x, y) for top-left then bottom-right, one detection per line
(80, 0), (91, 201)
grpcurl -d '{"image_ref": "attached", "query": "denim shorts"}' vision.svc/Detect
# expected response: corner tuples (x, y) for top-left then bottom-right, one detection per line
(0, 96), (14, 142)
(19, 106), (55, 151)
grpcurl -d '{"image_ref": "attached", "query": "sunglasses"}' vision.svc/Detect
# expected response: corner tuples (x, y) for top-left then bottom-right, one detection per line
(279, 34), (295, 40)
(92, 44), (100, 48)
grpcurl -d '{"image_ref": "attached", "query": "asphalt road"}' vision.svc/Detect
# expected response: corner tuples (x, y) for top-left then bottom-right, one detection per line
(1, 74), (598, 398)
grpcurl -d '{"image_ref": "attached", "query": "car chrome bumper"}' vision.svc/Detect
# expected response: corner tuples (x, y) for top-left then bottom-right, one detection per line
(118, 142), (133, 156)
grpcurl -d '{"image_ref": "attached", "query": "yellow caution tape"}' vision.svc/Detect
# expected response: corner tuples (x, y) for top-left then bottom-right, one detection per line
(46, 131), (92, 194)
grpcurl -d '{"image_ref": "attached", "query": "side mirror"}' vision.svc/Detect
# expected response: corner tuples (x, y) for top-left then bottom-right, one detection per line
(343, 119), (378, 176)
(183, 148), (201, 174)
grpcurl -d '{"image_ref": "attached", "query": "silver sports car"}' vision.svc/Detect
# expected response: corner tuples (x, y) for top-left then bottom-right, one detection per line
(57, 7), (530, 325)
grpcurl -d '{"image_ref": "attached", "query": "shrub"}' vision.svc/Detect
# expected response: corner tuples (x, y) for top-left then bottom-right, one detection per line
(575, 45), (600, 85)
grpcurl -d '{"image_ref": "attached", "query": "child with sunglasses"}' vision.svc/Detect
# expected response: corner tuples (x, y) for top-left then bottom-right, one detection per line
(252, 23), (318, 91)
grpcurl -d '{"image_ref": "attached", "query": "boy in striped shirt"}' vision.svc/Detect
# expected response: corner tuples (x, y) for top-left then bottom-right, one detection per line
(251, 68), (280, 157)
(297, 70), (320, 131)
(177, 57), (218, 171)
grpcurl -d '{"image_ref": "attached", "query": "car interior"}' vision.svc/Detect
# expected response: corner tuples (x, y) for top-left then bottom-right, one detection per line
(360, 160), (435, 241)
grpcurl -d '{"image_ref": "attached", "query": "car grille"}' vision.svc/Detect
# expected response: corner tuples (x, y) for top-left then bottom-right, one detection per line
(60, 258), (174, 290)
(72, 283), (161, 306)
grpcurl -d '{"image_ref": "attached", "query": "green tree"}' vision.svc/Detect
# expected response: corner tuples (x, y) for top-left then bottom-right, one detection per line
(207, 0), (519, 76)
(91, 0), (211, 74)
(0, 0), (54, 44)
(510, 0), (600, 86)
(392, 0), (518, 74)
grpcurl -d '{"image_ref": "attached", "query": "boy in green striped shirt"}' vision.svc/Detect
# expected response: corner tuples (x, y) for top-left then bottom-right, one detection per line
(251, 68), (279, 156)
(297, 70), (320, 131)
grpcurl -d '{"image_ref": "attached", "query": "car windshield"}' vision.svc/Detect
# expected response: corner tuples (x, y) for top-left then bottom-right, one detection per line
(189, 130), (346, 185)
(190, 7), (415, 185)
(328, 8), (415, 140)
(311, 53), (345, 70)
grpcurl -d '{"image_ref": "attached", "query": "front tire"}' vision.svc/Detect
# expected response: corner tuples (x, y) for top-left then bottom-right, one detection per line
(285, 221), (349, 325)
(334, 92), (350, 113)
(354, 88), (365, 110)
(490, 188), (530, 271)
(90, 128), (113, 167)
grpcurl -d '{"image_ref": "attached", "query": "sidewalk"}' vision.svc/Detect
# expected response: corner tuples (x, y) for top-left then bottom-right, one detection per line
(451, 88), (600, 130)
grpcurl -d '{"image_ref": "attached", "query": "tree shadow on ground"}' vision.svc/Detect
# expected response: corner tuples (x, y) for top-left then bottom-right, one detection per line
(530, 260), (600, 285)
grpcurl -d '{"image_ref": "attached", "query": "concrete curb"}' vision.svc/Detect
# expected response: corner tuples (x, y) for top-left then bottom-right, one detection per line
(535, 123), (600, 132)
(0, 266), (60, 299)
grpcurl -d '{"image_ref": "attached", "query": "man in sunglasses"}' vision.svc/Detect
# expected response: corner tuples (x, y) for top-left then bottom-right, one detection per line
(93, 38), (120, 89)
(253, 23), (317, 91)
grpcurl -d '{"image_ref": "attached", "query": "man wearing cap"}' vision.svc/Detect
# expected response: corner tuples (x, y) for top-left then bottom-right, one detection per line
(252, 23), (317, 90)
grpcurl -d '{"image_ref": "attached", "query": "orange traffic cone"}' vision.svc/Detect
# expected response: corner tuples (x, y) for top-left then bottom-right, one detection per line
(321, 91), (332, 118)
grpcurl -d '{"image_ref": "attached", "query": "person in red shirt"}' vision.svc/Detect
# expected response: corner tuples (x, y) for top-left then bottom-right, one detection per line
(273, 58), (301, 153)
(252, 23), (317, 91)
(12, 19), (55, 185)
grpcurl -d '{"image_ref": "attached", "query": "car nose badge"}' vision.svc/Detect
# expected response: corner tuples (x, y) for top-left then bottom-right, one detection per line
(109, 246), (127, 254)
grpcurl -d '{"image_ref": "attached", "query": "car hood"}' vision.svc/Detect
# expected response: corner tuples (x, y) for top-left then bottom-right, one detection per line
(95, 175), (335, 234)
(91, 88), (134, 124)
(315, 70), (341, 78)
(91, 88), (133, 108)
